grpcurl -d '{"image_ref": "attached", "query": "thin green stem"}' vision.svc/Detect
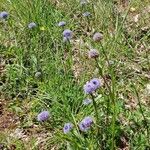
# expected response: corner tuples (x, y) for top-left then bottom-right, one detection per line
(95, 58), (112, 148)
(95, 58), (110, 92)
(95, 54), (116, 149)
(99, 41), (110, 67)
(111, 104), (116, 150)
(110, 68), (116, 150)
(91, 94), (102, 150)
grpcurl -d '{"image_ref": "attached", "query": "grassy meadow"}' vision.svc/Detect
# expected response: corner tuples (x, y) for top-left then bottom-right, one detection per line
(0, 0), (150, 149)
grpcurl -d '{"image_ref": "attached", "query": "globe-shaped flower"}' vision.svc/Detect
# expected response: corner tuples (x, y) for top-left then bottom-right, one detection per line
(83, 12), (91, 17)
(79, 116), (93, 132)
(63, 123), (73, 134)
(28, 22), (37, 29)
(80, 0), (88, 5)
(83, 99), (92, 105)
(35, 72), (42, 78)
(90, 78), (101, 90)
(88, 49), (99, 58)
(58, 21), (66, 27)
(63, 29), (73, 40)
(93, 32), (103, 42)
(84, 82), (96, 94)
(37, 111), (49, 122)
(0, 11), (9, 19)
(84, 78), (101, 94)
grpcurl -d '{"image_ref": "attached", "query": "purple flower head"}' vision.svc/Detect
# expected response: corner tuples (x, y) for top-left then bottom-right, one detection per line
(58, 21), (66, 27)
(84, 82), (96, 94)
(88, 49), (99, 58)
(93, 32), (103, 42)
(84, 78), (101, 94)
(63, 123), (73, 134)
(0, 11), (9, 19)
(90, 78), (101, 90)
(80, 0), (88, 5)
(37, 111), (49, 122)
(83, 99), (92, 105)
(79, 116), (93, 132)
(63, 29), (73, 39)
(83, 12), (91, 17)
(28, 22), (37, 29)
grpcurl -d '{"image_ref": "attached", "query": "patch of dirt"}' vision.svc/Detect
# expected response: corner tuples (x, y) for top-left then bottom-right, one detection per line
(117, 136), (130, 150)
(0, 99), (19, 131)
(0, 99), (55, 149)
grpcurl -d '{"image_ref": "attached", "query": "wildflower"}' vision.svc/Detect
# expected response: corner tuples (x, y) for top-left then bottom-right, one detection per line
(90, 78), (101, 90)
(58, 21), (66, 27)
(88, 49), (99, 58)
(83, 99), (92, 105)
(63, 123), (73, 134)
(83, 12), (91, 17)
(28, 22), (37, 29)
(63, 29), (73, 40)
(37, 111), (49, 122)
(79, 116), (93, 132)
(93, 32), (103, 42)
(0, 11), (9, 19)
(35, 72), (42, 78)
(84, 82), (96, 94)
(80, 0), (88, 5)
(84, 78), (101, 94)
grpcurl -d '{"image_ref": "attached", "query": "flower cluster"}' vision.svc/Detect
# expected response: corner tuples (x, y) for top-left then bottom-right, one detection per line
(79, 116), (93, 132)
(84, 78), (101, 94)
(93, 32), (103, 42)
(28, 22), (37, 29)
(63, 29), (73, 41)
(63, 123), (73, 134)
(88, 49), (99, 58)
(37, 111), (50, 122)
(0, 11), (9, 19)
(58, 21), (66, 27)
(63, 116), (93, 134)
